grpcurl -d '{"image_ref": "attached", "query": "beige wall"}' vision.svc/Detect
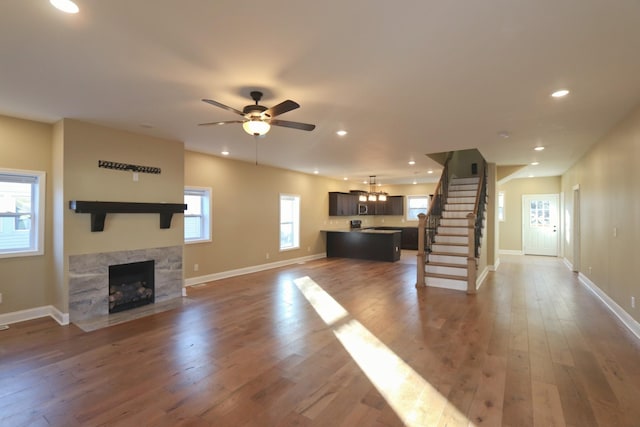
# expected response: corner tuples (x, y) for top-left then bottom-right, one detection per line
(561, 104), (640, 323)
(0, 115), (53, 313)
(498, 176), (561, 252)
(183, 150), (355, 277)
(0, 116), (185, 315)
(62, 119), (184, 256)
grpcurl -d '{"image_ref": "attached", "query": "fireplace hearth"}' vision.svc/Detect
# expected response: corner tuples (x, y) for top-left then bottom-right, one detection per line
(109, 260), (155, 313)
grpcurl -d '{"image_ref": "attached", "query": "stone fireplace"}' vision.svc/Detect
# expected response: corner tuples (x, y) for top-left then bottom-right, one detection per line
(68, 245), (182, 323)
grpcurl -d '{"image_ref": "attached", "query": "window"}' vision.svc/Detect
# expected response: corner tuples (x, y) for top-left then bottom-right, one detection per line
(498, 191), (505, 222)
(184, 187), (211, 243)
(280, 194), (300, 251)
(406, 195), (429, 221)
(0, 169), (45, 258)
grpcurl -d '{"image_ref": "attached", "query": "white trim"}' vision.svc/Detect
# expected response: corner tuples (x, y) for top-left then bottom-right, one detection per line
(0, 305), (69, 326)
(492, 257), (501, 271)
(578, 273), (640, 341)
(476, 265), (490, 290)
(185, 253), (326, 287)
(562, 257), (574, 271)
(499, 249), (523, 255)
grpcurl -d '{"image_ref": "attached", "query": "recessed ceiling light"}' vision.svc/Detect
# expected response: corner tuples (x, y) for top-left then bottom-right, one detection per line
(528, 174), (535, 178)
(534, 146), (545, 151)
(427, 170), (433, 174)
(363, 180), (368, 184)
(531, 162), (539, 166)
(408, 160), (416, 165)
(314, 170), (319, 174)
(551, 89), (570, 98)
(221, 150), (229, 156)
(412, 181), (417, 185)
(343, 177), (348, 181)
(336, 130), (348, 136)
(50, 0), (79, 13)
(498, 131), (510, 139)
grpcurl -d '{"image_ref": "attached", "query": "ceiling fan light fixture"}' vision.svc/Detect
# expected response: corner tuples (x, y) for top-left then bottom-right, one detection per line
(50, 0), (79, 13)
(243, 119), (270, 136)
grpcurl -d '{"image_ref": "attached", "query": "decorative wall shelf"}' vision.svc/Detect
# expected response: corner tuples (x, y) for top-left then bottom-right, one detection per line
(69, 201), (187, 232)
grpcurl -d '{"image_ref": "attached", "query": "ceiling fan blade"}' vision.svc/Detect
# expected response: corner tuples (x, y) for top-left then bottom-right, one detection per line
(202, 99), (245, 116)
(198, 120), (246, 126)
(263, 100), (300, 118)
(269, 119), (316, 131)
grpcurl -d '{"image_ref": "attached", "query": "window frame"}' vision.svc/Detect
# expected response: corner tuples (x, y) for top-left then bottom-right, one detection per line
(0, 168), (46, 259)
(405, 195), (430, 222)
(279, 193), (300, 251)
(498, 191), (505, 222)
(183, 186), (212, 244)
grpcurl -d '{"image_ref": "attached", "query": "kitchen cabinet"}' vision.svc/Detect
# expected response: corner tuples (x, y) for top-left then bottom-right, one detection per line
(324, 229), (401, 262)
(387, 196), (404, 215)
(328, 192), (357, 216)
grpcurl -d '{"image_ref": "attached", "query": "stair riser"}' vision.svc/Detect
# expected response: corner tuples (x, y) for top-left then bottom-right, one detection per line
(445, 204), (475, 211)
(435, 235), (468, 244)
(448, 189), (477, 197)
(443, 211), (471, 219)
(450, 177), (480, 185)
(429, 254), (467, 265)
(425, 277), (467, 291)
(437, 226), (469, 235)
(440, 219), (468, 227)
(449, 185), (478, 192)
(447, 197), (476, 204)
(432, 244), (468, 254)
(426, 265), (467, 276)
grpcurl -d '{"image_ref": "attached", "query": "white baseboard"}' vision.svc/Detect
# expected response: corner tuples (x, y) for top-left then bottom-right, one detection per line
(499, 249), (523, 256)
(562, 257), (574, 272)
(476, 266), (490, 290)
(578, 273), (640, 341)
(0, 305), (69, 327)
(185, 253), (326, 287)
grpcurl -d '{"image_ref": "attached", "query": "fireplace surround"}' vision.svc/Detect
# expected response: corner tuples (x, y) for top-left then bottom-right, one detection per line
(68, 245), (182, 323)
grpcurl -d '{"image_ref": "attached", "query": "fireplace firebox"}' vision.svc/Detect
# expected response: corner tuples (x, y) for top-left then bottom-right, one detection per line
(108, 260), (155, 313)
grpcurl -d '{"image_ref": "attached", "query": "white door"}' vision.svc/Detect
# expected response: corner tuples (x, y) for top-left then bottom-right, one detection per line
(522, 194), (559, 256)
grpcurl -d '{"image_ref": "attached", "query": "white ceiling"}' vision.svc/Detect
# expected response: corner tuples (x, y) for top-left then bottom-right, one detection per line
(2, 1), (640, 184)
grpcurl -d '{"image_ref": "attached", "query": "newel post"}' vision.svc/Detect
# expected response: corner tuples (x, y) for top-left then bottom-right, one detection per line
(466, 213), (477, 294)
(416, 213), (426, 288)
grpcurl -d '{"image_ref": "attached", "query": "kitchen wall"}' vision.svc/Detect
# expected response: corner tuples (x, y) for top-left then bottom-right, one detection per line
(498, 176), (561, 253)
(561, 103), (640, 323)
(371, 183), (437, 228)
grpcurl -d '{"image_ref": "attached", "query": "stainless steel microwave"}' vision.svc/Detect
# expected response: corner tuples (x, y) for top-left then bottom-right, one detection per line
(358, 203), (368, 215)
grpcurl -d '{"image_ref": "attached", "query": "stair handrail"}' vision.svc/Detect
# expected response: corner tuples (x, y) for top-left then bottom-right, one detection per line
(416, 152), (452, 287)
(471, 160), (488, 258)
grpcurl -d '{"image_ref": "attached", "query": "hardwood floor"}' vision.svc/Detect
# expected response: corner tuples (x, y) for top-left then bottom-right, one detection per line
(1, 255), (640, 426)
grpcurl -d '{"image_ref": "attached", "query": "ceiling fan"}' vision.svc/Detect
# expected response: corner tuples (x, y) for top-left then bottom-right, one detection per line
(199, 91), (316, 136)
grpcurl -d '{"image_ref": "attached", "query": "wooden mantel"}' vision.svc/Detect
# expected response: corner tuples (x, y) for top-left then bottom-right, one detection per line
(69, 201), (187, 232)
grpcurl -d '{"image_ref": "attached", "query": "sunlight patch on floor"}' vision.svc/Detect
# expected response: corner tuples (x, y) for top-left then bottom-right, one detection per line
(293, 276), (474, 427)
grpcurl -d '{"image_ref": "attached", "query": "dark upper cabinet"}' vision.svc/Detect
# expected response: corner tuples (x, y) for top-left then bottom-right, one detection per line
(328, 192), (357, 216)
(329, 193), (403, 216)
(387, 196), (404, 215)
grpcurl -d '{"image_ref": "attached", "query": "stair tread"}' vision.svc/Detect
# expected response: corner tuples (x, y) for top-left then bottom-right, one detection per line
(426, 261), (468, 268)
(430, 251), (469, 257)
(433, 242), (468, 246)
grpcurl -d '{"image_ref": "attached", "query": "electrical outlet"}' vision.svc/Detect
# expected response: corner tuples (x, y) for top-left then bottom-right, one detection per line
(133, 172), (139, 182)
(194, 264), (199, 272)
(588, 266), (592, 275)
(307, 246), (311, 252)
(613, 227), (617, 237)
(0, 292), (2, 304)
(632, 296), (636, 309)
(266, 253), (270, 260)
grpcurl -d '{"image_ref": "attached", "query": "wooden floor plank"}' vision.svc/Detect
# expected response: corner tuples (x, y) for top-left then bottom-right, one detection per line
(1, 255), (639, 426)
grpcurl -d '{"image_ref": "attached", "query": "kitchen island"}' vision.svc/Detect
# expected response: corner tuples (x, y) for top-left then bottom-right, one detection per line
(323, 229), (402, 262)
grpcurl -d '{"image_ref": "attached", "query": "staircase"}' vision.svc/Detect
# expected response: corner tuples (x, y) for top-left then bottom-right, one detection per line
(424, 176), (480, 291)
